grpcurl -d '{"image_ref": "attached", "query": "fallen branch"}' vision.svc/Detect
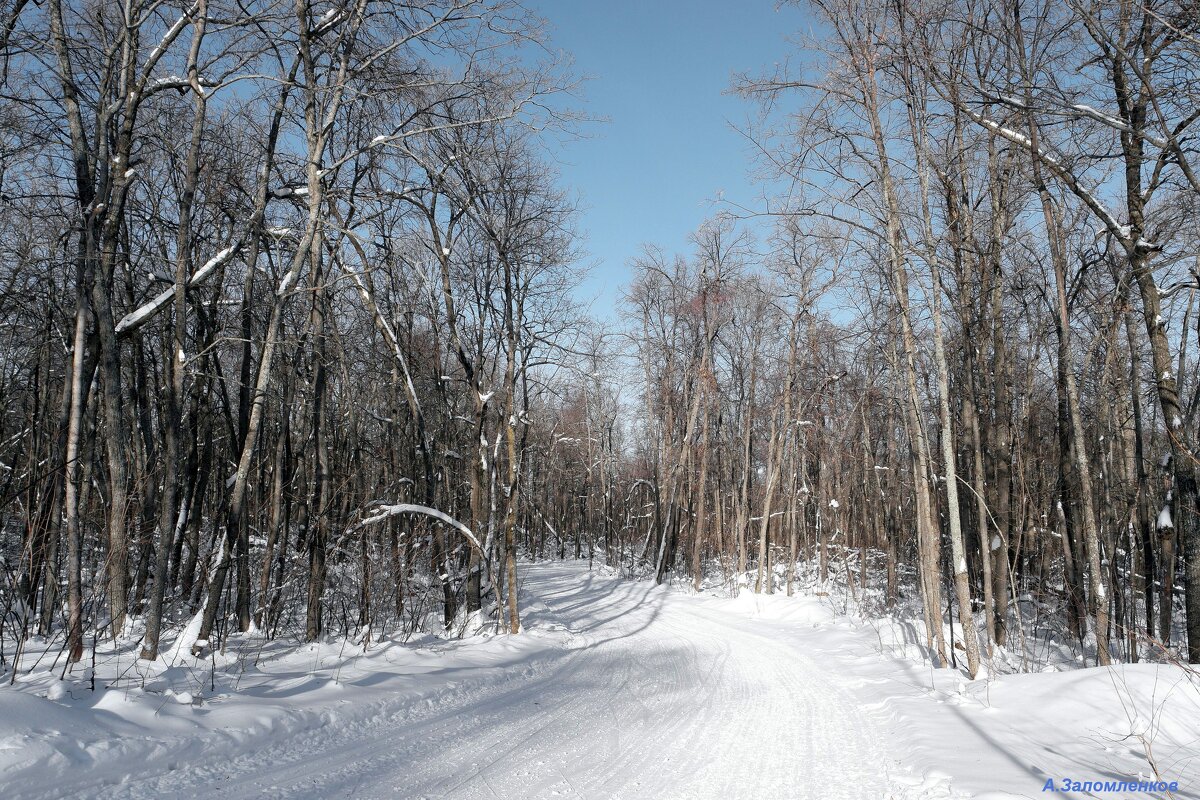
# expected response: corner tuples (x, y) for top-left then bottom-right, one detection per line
(352, 503), (482, 554)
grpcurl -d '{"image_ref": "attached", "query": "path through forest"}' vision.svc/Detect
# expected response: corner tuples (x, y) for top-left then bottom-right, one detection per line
(7, 561), (1198, 799)
(123, 562), (910, 798)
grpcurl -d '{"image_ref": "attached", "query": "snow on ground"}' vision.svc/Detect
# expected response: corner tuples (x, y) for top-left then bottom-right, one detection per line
(1, 560), (1197, 799)
(758, 590), (1200, 799)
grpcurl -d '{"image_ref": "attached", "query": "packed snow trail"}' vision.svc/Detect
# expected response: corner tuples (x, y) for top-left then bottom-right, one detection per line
(9, 561), (1197, 798)
(62, 562), (907, 799)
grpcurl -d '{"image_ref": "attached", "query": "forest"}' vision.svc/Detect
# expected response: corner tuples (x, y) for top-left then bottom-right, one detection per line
(0, 0), (1198, 694)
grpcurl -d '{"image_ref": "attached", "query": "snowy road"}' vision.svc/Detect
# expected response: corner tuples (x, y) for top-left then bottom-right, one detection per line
(91, 563), (905, 799)
(11, 561), (1196, 799)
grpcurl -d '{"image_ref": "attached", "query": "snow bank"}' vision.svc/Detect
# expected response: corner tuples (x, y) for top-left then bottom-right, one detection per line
(0, 605), (575, 798)
(704, 569), (1200, 798)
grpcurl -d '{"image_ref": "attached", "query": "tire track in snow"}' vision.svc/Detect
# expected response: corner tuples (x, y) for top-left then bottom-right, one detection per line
(74, 563), (917, 799)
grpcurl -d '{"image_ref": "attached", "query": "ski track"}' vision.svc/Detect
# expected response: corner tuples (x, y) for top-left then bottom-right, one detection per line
(63, 564), (916, 799)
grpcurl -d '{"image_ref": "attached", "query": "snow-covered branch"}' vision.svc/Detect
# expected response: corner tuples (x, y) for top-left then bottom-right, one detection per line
(353, 503), (483, 553)
(962, 110), (1128, 242)
(115, 245), (239, 337)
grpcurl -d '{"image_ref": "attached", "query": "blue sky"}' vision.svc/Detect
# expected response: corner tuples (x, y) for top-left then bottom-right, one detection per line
(527, 1), (806, 320)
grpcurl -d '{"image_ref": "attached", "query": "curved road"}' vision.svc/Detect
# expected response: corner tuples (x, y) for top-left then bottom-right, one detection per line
(89, 563), (906, 799)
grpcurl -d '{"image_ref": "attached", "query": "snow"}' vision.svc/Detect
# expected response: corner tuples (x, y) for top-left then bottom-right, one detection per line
(1157, 504), (1174, 530)
(967, 111), (1126, 236)
(114, 246), (238, 335)
(1068, 104), (1168, 148)
(161, 608), (205, 667)
(355, 502), (482, 552)
(2, 562), (1197, 798)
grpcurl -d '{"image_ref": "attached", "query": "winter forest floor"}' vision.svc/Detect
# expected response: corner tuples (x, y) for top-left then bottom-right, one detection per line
(1, 560), (1198, 799)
